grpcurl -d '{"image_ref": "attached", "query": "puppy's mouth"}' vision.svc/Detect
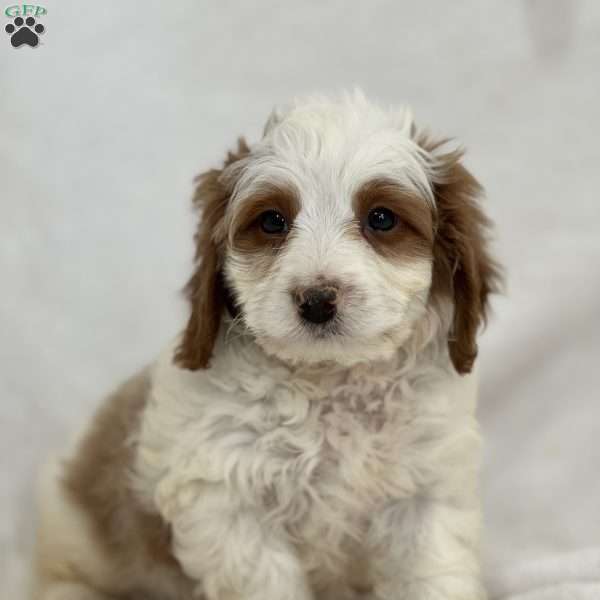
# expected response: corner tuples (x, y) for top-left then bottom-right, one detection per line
(300, 317), (343, 339)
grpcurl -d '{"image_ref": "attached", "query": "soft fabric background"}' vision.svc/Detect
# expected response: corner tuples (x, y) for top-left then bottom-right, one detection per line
(1, 1), (599, 598)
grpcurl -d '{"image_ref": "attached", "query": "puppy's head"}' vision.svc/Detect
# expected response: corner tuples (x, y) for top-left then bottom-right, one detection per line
(175, 92), (500, 373)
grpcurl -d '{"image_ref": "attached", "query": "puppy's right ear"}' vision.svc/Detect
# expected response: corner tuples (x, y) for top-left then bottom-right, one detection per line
(174, 139), (250, 370)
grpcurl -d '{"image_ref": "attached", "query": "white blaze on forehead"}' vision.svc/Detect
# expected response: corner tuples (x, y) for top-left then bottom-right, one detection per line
(226, 90), (435, 220)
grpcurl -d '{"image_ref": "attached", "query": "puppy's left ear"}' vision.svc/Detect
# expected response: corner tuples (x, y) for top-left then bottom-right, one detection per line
(174, 139), (249, 370)
(421, 137), (501, 374)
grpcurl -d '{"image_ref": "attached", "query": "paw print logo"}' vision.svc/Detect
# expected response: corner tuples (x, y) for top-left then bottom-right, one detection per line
(5, 16), (45, 48)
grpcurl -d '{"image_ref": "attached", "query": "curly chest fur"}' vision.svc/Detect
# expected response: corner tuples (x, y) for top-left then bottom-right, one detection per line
(221, 368), (452, 588)
(265, 380), (407, 501)
(137, 343), (474, 580)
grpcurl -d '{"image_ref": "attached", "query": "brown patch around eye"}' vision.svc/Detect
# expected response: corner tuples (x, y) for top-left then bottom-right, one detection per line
(231, 184), (300, 253)
(353, 179), (434, 260)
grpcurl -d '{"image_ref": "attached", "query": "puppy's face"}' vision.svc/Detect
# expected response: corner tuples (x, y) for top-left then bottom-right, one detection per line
(224, 110), (435, 366)
(175, 94), (499, 372)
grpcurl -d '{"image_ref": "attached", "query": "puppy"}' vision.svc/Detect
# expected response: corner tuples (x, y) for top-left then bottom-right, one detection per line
(33, 91), (500, 600)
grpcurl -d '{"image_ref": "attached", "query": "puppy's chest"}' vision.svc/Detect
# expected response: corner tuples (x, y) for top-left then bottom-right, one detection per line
(261, 379), (410, 511)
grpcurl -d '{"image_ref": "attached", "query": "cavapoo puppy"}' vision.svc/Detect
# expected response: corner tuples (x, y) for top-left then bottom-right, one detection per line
(33, 91), (500, 600)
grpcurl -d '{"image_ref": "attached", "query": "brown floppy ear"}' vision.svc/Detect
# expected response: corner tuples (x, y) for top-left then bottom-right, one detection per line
(421, 137), (501, 374)
(174, 139), (250, 370)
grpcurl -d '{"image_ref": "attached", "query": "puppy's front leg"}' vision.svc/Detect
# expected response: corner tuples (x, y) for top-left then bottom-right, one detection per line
(367, 497), (486, 600)
(166, 482), (313, 600)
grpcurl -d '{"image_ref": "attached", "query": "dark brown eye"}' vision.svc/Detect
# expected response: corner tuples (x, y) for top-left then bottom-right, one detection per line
(260, 210), (288, 234)
(367, 207), (397, 232)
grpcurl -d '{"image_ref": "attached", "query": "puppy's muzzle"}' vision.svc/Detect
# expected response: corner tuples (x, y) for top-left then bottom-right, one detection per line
(294, 284), (338, 325)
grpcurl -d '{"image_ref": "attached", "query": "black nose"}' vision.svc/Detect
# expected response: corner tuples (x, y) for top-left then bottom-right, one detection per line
(296, 286), (338, 324)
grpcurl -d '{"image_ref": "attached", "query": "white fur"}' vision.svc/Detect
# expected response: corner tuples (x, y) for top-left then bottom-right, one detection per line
(222, 91), (439, 366)
(37, 92), (488, 600)
(136, 92), (486, 599)
(132, 325), (485, 599)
